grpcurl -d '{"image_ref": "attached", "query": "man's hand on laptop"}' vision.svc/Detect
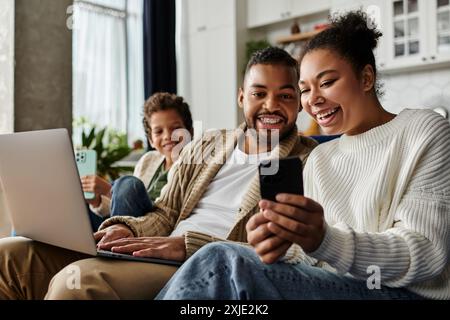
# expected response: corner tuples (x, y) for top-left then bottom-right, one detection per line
(97, 236), (186, 262)
(95, 224), (134, 248)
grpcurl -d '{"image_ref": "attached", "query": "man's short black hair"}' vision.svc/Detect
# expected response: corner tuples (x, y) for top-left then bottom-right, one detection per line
(244, 47), (300, 82)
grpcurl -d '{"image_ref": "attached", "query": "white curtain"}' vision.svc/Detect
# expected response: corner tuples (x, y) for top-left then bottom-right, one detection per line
(126, 0), (145, 145)
(73, 0), (144, 146)
(175, 0), (191, 106)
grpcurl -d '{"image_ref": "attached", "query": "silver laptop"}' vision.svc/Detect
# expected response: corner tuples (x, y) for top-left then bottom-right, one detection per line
(0, 129), (181, 266)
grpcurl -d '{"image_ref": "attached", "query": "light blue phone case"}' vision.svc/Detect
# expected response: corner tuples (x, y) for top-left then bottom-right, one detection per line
(75, 150), (97, 200)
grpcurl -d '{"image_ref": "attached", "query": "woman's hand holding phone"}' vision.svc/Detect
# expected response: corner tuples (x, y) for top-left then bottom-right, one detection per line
(261, 194), (326, 253)
(248, 194), (327, 264)
(246, 211), (292, 264)
(251, 157), (326, 263)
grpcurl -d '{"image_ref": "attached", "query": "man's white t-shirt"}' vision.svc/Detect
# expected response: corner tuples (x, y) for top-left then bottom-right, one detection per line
(170, 146), (272, 239)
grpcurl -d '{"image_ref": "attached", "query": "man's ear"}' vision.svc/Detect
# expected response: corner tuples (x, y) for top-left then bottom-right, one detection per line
(361, 64), (375, 93)
(238, 87), (244, 109)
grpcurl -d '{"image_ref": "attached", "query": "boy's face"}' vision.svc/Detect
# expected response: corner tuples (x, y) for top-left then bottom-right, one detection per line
(148, 109), (187, 160)
(239, 64), (301, 141)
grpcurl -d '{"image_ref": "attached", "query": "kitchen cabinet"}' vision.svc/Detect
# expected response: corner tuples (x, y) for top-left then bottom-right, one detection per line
(183, 0), (241, 131)
(247, 0), (292, 28)
(247, 0), (331, 28)
(383, 0), (450, 72)
(187, 0), (235, 35)
(430, 0), (450, 61)
(188, 27), (238, 130)
(291, 0), (331, 17)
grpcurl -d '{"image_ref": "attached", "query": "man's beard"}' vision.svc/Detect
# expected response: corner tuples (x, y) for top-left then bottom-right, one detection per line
(244, 121), (295, 153)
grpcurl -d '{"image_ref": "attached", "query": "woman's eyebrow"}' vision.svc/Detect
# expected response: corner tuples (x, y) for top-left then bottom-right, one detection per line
(299, 69), (338, 84)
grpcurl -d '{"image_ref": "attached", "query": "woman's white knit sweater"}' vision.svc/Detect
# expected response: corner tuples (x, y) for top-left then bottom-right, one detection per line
(304, 109), (450, 300)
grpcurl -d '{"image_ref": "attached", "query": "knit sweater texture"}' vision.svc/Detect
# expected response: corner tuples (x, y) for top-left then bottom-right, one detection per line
(304, 109), (450, 300)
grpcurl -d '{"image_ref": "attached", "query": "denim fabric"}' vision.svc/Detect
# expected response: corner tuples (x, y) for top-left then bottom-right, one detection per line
(156, 242), (423, 300)
(88, 207), (105, 232)
(88, 176), (154, 231)
(110, 176), (154, 217)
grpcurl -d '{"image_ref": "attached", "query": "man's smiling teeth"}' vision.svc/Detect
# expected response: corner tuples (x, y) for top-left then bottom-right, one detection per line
(317, 108), (339, 120)
(259, 117), (283, 124)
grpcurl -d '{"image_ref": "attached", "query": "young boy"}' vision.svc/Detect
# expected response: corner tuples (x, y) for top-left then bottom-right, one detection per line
(82, 93), (194, 230)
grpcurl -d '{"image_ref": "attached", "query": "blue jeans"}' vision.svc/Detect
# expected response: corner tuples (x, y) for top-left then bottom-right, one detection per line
(88, 176), (153, 231)
(156, 242), (423, 300)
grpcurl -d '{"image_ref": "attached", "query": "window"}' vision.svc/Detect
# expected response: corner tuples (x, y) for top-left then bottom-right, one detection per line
(72, 0), (144, 145)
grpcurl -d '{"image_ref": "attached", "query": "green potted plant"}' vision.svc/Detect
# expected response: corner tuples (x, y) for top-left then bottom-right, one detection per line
(246, 39), (271, 62)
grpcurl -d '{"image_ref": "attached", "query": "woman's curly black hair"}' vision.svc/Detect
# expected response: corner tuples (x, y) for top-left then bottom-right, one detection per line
(300, 10), (384, 96)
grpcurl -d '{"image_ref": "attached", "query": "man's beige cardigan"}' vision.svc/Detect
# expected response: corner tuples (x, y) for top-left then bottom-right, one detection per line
(100, 124), (317, 260)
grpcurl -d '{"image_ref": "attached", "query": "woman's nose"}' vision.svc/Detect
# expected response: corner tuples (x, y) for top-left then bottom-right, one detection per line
(308, 91), (324, 107)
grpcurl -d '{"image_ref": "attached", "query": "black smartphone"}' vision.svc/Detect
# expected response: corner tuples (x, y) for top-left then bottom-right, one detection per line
(259, 157), (303, 202)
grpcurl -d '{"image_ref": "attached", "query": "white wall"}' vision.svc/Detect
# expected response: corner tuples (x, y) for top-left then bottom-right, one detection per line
(382, 69), (450, 114)
(0, 0), (14, 237)
(0, 0), (14, 134)
(0, 181), (10, 238)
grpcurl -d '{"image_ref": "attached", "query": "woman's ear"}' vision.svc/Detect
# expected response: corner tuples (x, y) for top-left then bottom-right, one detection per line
(361, 64), (375, 93)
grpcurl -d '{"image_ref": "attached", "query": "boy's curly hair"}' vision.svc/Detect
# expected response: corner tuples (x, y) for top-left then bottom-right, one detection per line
(143, 92), (193, 138)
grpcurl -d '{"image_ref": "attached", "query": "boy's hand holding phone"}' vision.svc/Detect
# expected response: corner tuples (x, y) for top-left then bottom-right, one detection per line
(76, 150), (112, 207)
(80, 175), (112, 207)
